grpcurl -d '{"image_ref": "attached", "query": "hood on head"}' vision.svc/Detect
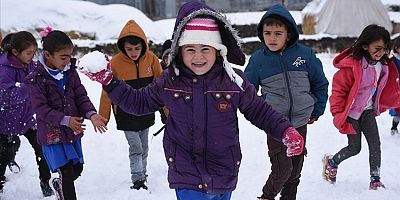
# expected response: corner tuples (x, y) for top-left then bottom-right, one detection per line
(169, 0), (245, 70)
(257, 4), (299, 49)
(117, 20), (148, 57)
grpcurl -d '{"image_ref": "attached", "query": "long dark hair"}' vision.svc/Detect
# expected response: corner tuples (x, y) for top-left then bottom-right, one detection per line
(351, 24), (390, 64)
(1, 31), (37, 54)
(41, 30), (73, 54)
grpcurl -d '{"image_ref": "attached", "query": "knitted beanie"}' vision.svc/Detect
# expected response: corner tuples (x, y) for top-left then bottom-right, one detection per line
(178, 18), (243, 90)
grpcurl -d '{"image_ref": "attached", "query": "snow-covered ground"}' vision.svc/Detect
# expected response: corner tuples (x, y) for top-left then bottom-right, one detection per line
(2, 54), (400, 200)
(1, 0), (400, 47)
(1, 0), (400, 199)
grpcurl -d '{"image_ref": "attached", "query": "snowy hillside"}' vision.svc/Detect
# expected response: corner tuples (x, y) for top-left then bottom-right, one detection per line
(2, 0), (400, 46)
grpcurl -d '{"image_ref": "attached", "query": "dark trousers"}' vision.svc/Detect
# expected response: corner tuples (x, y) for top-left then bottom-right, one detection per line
(332, 109), (381, 177)
(23, 128), (52, 181)
(0, 134), (20, 178)
(58, 161), (83, 200)
(0, 127), (51, 181)
(262, 125), (307, 200)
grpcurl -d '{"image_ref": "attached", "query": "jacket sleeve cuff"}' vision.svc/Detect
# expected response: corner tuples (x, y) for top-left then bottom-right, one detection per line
(102, 77), (119, 93)
(61, 116), (71, 126)
(86, 111), (96, 119)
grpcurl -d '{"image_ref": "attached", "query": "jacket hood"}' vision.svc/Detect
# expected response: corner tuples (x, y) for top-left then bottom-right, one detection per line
(257, 4), (299, 49)
(169, 1), (245, 69)
(168, 0), (245, 90)
(117, 20), (149, 57)
(0, 52), (26, 69)
(333, 48), (359, 69)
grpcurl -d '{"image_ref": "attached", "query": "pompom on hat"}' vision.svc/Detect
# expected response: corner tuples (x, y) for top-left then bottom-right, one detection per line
(178, 17), (243, 90)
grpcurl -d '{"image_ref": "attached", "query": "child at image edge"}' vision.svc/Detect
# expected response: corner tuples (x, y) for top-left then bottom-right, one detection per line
(0, 31), (54, 196)
(388, 37), (400, 135)
(25, 28), (107, 200)
(80, 1), (305, 200)
(323, 24), (400, 190)
(244, 4), (329, 200)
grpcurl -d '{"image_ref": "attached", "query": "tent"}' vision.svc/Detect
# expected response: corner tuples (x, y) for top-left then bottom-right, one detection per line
(302, 0), (392, 36)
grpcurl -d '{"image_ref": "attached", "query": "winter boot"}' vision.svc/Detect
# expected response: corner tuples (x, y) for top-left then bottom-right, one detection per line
(391, 120), (399, 135)
(322, 154), (337, 183)
(369, 180), (386, 190)
(369, 176), (386, 190)
(52, 178), (64, 200)
(8, 160), (20, 174)
(130, 179), (148, 190)
(40, 179), (54, 197)
(0, 175), (5, 193)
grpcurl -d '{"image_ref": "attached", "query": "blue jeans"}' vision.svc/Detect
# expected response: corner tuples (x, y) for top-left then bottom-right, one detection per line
(124, 129), (149, 183)
(175, 189), (232, 200)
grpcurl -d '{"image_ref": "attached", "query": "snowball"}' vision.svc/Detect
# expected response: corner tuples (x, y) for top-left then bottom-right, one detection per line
(78, 50), (109, 73)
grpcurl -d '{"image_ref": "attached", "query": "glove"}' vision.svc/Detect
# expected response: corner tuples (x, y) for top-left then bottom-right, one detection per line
(282, 127), (304, 157)
(78, 53), (113, 85)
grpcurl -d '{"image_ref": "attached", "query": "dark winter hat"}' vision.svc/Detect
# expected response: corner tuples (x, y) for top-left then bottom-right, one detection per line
(161, 39), (172, 59)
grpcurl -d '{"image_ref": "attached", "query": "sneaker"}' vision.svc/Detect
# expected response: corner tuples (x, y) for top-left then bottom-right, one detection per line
(390, 129), (398, 135)
(8, 161), (20, 174)
(40, 180), (54, 197)
(52, 178), (64, 200)
(130, 179), (148, 190)
(369, 180), (386, 190)
(322, 154), (337, 183)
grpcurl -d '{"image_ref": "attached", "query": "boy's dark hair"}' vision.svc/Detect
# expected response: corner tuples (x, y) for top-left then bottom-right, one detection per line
(42, 30), (73, 54)
(2, 31), (37, 54)
(351, 24), (390, 63)
(117, 36), (146, 58)
(392, 37), (400, 54)
(263, 15), (294, 47)
(160, 39), (172, 59)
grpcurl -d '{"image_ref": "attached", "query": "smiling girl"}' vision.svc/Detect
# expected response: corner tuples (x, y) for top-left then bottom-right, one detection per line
(25, 28), (107, 200)
(0, 31), (54, 196)
(323, 24), (400, 190)
(80, 1), (305, 199)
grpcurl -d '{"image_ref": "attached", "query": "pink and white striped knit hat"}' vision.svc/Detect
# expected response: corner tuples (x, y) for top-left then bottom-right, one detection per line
(178, 18), (227, 59)
(178, 17), (244, 90)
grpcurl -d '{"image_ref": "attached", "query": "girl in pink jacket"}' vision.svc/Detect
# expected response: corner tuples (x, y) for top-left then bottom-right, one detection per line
(323, 24), (400, 190)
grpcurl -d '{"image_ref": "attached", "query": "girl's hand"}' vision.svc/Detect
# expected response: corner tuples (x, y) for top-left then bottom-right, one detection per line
(90, 114), (108, 133)
(69, 117), (86, 135)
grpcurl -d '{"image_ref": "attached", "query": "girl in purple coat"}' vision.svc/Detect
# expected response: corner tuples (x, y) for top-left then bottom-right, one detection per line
(25, 28), (107, 200)
(81, 1), (304, 199)
(0, 31), (53, 196)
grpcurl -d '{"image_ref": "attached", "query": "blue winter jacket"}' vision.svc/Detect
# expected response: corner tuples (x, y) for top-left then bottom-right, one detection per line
(0, 52), (36, 135)
(244, 4), (329, 128)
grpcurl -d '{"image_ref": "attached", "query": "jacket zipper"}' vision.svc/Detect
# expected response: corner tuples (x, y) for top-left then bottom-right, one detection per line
(280, 52), (293, 122)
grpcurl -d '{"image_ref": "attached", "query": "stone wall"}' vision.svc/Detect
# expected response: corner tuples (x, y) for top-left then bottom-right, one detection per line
(74, 23), (399, 57)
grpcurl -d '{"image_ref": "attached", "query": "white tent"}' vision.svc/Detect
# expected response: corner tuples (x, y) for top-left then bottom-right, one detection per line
(302, 0), (393, 37)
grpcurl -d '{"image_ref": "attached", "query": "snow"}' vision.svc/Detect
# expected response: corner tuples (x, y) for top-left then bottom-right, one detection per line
(0, 0), (167, 43)
(2, 55), (400, 200)
(78, 51), (109, 73)
(2, 0), (399, 47)
(1, 0), (400, 199)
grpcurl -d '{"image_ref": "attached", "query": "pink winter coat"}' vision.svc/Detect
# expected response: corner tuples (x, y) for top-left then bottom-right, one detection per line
(330, 48), (400, 134)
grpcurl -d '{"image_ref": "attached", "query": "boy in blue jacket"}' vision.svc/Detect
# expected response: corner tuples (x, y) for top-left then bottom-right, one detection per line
(244, 4), (329, 200)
